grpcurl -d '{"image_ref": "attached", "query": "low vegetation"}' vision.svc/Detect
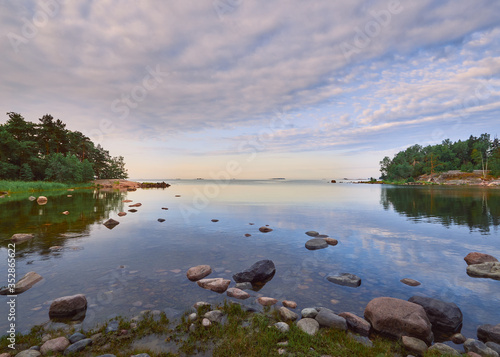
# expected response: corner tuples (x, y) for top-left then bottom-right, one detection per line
(0, 180), (94, 193)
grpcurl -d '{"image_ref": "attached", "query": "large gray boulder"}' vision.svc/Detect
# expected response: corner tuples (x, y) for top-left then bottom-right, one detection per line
(408, 296), (463, 337)
(364, 297), (433, 345)
(233, 260), (275, 284)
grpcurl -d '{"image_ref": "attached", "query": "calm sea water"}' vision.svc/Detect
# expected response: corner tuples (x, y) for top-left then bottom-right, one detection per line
(0, 180), (499, 341)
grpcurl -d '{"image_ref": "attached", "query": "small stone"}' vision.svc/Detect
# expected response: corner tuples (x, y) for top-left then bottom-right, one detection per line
(282, 300), (297, 309)
(279, 307), (298, 321)
(464, 252), (499, 265)
(188, 313), (197, 322)
(103, 219), (119, 229)
(338, 312), (371, 337)
(259, 226), (273, 233)
(402, 336), (428, 355)
(305, 231), (319, 237)
(63, 338), (92, 355)
(327, 273), (361, 287)
(227, 287), (250, 300)
(29, 196), (36, 201)
(258, 297), (278, 306)
(62, 211), (69, 215)
(211, 219), (219, 222)
(157, 218), (165, 222)
(68, 332), (86, 344)
(400, 278), (421, 286)
(13, 351), (41, 357)
(128, 209), (137, 212)
(204, 310), (223, 323)
(49, 294), (87, 319)
(315, 308), (347, 330)
(187, 265), (212, 281)
(324, 237), (338, 246)
(117, 212), (127, 217)
(67, 195), (72, 197)
(0, 271), (42, 295)
(40, 337), (70, 355)
(37, 196), (48, 205)
(202, 318), (211, 327)
(451, 333), (466, 344)
(301, 308), (319, 319)
(244, 234), (252, 237)
(193, 301), (211, 309)
(274, 322), (290, 333)
(464, 338), (499, 357)
(297, 318), (320, 335)
(348, 332), (373, 348)
(197, 278), (230, 293)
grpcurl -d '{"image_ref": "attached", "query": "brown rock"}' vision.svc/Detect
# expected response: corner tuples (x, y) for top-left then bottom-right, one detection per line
(122, 200), (133, 203)
(117, 212), (127, 217)
(259, 226), (273, 233)
(11, 233), (34, 243)
(282, 300), (297, 309)
(226, 288), (250, 300)
(129, 203), (142, 207)
(339, 312), (371, 336)
(464, 252), (498, 265)
(324, 237), (338, 246)
(40, 336), (70, 354)
(364, 297), (433, 345)
(49, 294), (87, 318)
(400, 278), (421, 286)
(37, 196), (48, 205)
(187, 265), (212, 281)
(196, 278), (230, 293)
(257, 297), (278, 306)
(128, 209), (137, 212)
(103, 219), (120, 229)
(0, 271), (42, 295)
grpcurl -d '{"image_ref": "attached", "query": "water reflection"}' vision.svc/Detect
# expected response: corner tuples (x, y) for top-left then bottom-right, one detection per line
(381, 186), (500, 234)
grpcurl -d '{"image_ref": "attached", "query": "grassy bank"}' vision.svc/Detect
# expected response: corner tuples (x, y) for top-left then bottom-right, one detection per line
(0, 180), (95, 194)
(0, 302), (456, 357)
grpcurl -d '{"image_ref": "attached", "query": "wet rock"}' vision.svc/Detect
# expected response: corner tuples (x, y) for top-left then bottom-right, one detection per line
(64, 338), (92, 355)
(315, 308), (347, 330)
(464, 252), (498, 265)
(279, 307), (298, 321)
(364, 297), (433, 345)
(408, 296), (463, 337)
(40, 337), (70, 355)
(305, 238), (328, 250)
(301, 308), (319, 319)
(226, 288), (250, 300)
(401, 278), (421, 286)
(187, 265), (212, 281)
(0, 271), (42, 295)
(274, 322), (290, 333)
(258, 297), (278, 306)
(324, 237), (338, 246)
(402, 336), (428, 355)
(259, 226), (273, 233)
(464, 338), (499, 357)
(305, 231), (319, 237)
(11, 233), (34, 243)
(338, 312), (371, 337)
(428, 343), (460, 356)
(467, 262), (500, 280)
(327, 273), (361, 287)
(196, 278), (230, 293)
(282, 300), (297, 309)
(204, 310), (223, 323)
(297, 318), (319, 335)
(49, 294), (87, 319)
(233, 259), (276, 284)
(68, 332), (86, 344)
(478, 324), (500, 344)
(117, 212), (127, 217)
(37, 196), (47, 205)
(103, 219), (119, 229)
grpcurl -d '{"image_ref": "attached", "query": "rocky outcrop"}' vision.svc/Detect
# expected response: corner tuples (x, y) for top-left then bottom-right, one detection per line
(139, 182), (171, 188)
(364, 297), (433, 345)
(467, 262), (500, 280)
(0, 271), (42, 295)
(408, 296), (463, 337)
(49, 294), (87, 319)
(186, 265), (212, 281)
(233, 260), (276, 284)
(465, 252), (499, 265)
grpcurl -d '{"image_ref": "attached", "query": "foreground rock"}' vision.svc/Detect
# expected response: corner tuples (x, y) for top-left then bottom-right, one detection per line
(467, 262), (500, 280)
(64, 338), (92, 355)
(233, 260), (276, 284)
(297, 318), (320, 335)
(279, 307), (298, 321)
(40, 336), (70, 354)
(49, 294), (87, 319)
(103, 219), (120, 229)
(196, 278), (230, 293)
(327, 273), (361, 287)
(186, 265), (212, 281)
(408, 296), (463, 337)
(315, 308), (347, 330)
(478, 324), (500, 344)
(226, 288), (250, 300)
(364, 297), (433, 345)
(0, 271), (42, 295)
(305, 238), (328, 250)
(464, 338), (499, 357)
(428, 343), (460, 356)
(11, 233), (34, 243)
(464, 252), (499, 265)
(338, 312), (371, 336)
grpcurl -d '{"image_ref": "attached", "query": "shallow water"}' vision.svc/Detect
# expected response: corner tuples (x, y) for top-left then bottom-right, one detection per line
(0, 180), (499, 341)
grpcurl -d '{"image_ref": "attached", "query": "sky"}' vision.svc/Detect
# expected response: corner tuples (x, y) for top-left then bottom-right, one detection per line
(1, 1), (500, 180)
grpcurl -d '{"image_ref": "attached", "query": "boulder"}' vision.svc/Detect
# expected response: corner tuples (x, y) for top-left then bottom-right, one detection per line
(40, 337), (70, 355)
(364, 297), (433, 345)
(233, 260), (276, 284)
(226, 288), (250, 300)
(401, 278), (421, 287)
(64, 338), (92, 355)
(464, 338), (499, 357)
(402, 336), (428, 356)
(338, 312), (371, 336)
(0, 271), (42, 295)
(49, 294), (87, 319)
(258, 297), (278, 306)
(196, 278), (230, 293)
(428, 343), (460, 356)
(315, 308), (347, 330)
(279, 307), (298, 321)
(11, 233), (34, 243)
(297, 318), (319, 335)
(464, 252), (498, 265)
(259, 226), (273, 233)
(478, 324), (500, 344)
(187, 265), (212, 281)
(305, 238), (328, 250)
(103, 219), (119, 229)
(408, 296), (463, 337)
(467, 262), (500, 280)
(37, 196), (48, 205)
(327, 273), (361, 287)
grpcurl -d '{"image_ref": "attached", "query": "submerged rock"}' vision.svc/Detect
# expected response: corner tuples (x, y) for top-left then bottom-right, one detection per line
(467, 262), (500, 280)
(226, 288), (250, 300)
(0, 271), (42, 295)
(327, 273), (361, 287)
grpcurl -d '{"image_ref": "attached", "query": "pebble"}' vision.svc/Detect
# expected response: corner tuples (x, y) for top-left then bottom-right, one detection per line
(202, 318), (211, 327)
(297, 318), (319, 335)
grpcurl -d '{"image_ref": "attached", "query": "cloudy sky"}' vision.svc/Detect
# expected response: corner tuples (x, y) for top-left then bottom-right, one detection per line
(1, 1), (500, 179)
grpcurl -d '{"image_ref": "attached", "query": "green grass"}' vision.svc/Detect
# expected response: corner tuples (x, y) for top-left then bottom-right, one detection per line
(0, 180), (95, 193)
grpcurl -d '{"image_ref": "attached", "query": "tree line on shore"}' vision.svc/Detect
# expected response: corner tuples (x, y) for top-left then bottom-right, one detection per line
(0, 112), (128, 182)
(379, 133), (500, 181)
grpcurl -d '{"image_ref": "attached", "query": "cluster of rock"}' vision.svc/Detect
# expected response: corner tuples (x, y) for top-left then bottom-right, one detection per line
(139, 181), (171, 188)
(304, 231), (338, 250)
(465, 252), (500, 280)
